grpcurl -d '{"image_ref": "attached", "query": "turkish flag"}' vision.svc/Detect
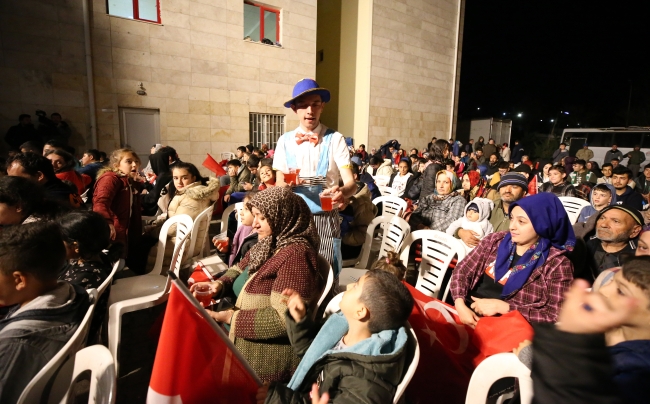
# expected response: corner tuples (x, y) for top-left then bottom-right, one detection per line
(404, 283), (533, 404)
(147, 279), (261, 404)
(202, 153), (227, 177)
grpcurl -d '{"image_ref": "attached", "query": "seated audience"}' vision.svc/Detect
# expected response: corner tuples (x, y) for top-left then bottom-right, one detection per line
(456, 172), (528, 248)
(340, 167), (378, 260)
(597, 163), (614, 184)
(387, 159), (416, 197)
(366, 155), (393, 177)
(191, 187), (321, 383)
(446, 198), (494, 254)
(258, 164), (276, 190)
(142, 146), (176, 216)
(45, 149), (90, 195)
(635, 163), (650, 199)
(419, 139), (449, 201)
(451, 193), (575, 325)
(224, 159), (251, 203)
(19, 141), (42, 155)
(57, 210), (119, 290)
(259, 270), (413, 404)
(577, 184), (616, 223)
(42, 139), (65, 156)
(587, 160), (603, 178)
(5, 152), (81, 208)
(0, 176), (63, 225)
(223, 194), (257, 267)
(612, 166), (644, 210)
(369, 250), (407, 280)
(0, 222), (90, 403)
(409, 170), (465, 232)
(539, 165), (577, 197)
(78, 148), (104, 178)
(93, 149), (144, 269)
(461, 171), (498, 202)
(570, 159), (597, 186)
(580, 205), (642, 280)
(637, 231), (650, 256)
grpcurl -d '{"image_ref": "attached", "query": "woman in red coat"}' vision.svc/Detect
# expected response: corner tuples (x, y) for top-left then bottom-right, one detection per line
(45, 149), (90, 195)
(93, 148), (143, 267)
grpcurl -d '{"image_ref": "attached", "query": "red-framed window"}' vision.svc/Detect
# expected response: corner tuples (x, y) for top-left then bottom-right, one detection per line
(107, 0), (161, 24)
(244, 1), (280, 44)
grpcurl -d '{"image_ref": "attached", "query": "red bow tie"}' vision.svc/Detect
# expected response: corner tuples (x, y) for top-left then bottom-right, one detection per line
(295, 132), (319, 145)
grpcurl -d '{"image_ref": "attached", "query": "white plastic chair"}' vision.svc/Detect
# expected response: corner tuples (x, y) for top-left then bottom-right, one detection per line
(97, 259), (123, 299)
(107, 214), (193, 306)
(373, 195), (407, 218)
(399, 230), (466, 300)
(107, 234), (189, 376)
(558, 196), (592, 224)
(211, 202), (243, 234)
(59, 345), (116, 404)
(465, 353), (533, 404)
(378, 186), (400, 196)
(373, 175), (391, 187)
(354, 215), (411, 269)
(17, 290), (98, 404)
(316, 255), (334, 309)
(393, 324), (420, 404)
(221, 152), (235, 161)
(187, 203), (215, 262)
(323, 292), (344, 318)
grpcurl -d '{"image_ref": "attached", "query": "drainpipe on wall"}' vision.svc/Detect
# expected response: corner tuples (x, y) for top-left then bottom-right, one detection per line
(82, 0), (98, 149)
(449, 0), (465, 140)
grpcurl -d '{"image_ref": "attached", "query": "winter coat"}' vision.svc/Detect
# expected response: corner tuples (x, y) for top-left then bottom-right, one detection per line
(265, 311), (408, 404)
(531, 323), (623, 404)
(410, 193), (465, 232)
(511, 144), (524, 163)
(615, 186), (645, 211)
(0, 282), (90, 404)
(577, 184), (617, 223)
(482, 143), (498, 159)
(226, 166), (252, 195)
(552, 149), (569, 164)
(446, 197), (494, 254)
(609, 340), (650, 404)
(93, 168), (143, 257)
(604, 149), (624, 164)
(4, 123), (39, 150)
(341, 182), (377, 247)
(388, 172), (417, 198)
(366, 159), (393, 177)
(56, 169), (91, 195)
(540, 181), (577, 197)
(500, 147), (511, 161)
(626, 150), (646, 166)
(229, 226), (257, 267)
(569, 170), (598, 186)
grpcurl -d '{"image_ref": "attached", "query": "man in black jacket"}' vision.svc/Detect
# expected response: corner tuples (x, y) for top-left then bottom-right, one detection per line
(4, 114), (40, 151)
(612, 166), (644, 210)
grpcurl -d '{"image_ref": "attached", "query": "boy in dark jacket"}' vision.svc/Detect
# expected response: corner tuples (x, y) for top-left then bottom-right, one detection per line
(0, 222), (90, 403)
(258, 271), (414, 404)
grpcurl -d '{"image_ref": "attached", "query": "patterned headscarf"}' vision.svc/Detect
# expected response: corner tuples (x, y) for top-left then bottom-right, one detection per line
(494, 192), (575, 296)
(246, 187), (320, 273)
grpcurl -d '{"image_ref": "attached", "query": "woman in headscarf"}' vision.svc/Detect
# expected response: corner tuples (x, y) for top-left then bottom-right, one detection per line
(461, 171), (498, 202)
(409, 170), (465, 232)
(190, 186), (321, 383)
(451, 193), (575, 326)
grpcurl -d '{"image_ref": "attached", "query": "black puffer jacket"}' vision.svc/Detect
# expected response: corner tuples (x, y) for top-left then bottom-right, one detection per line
(419, 162), (442, 202)
(265, 311), (410, 404)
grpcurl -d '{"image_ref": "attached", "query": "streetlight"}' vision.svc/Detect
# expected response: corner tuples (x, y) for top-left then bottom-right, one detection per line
(550, 111), (570, 137)
(517, 113), (523, 118)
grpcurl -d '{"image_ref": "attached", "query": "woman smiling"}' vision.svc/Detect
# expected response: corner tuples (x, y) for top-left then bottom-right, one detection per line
(451, 193), (575, 325)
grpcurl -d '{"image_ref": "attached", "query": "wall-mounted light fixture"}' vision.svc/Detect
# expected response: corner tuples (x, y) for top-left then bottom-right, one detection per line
(137, 83), (147, 96)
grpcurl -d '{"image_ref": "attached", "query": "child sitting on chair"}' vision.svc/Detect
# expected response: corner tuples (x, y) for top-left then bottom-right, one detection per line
(446, 198), (494, 254)
(257, 271), (414, 403)
(0, 223), (90, 403)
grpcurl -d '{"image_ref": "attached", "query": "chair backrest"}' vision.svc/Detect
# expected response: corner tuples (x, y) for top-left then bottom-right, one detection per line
(373, 196), (407, 219)
(213, 203), (243, 234)
(378, 186), (399, 196)
(17, 290), (98, 404)
(393, 323), (420, 404)
(59, 345), (116, 404)
(187, 203), (215, 261)
(400, 230), (466, 299)
(221, 152), (235, 161)
(97, 259), (123, 299)
(152, 214), (194, 275)
(323, 292), (343, 318)
(373, 175), (391, 187)
(465, 353), (533, 404)
(316, 255), (334, 309)
(355, 215), (411, 269)
(558, 196), (592, 224)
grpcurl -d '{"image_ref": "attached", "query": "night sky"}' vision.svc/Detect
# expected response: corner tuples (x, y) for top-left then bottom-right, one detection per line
(457, 1), (650, 136)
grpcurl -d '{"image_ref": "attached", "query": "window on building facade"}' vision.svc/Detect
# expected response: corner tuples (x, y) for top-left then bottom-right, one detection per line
(249, 113), (284, 149)
(108, 0), (161, 23)
(244, 1), (280, 45)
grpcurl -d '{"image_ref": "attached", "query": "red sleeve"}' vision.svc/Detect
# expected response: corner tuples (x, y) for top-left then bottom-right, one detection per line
(92, 174), (119, 223)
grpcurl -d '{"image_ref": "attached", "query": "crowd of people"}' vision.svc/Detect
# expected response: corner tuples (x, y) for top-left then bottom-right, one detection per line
(1, 78), (649, 404)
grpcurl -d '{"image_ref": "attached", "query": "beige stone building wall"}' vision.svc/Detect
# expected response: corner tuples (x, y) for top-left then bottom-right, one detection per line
(91, 0), (316, 172)
(368, 0), (462, 151)
(0, 0), (91, 154)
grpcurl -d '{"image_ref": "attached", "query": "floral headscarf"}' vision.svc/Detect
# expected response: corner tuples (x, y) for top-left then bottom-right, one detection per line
(245, 187), (320, 273)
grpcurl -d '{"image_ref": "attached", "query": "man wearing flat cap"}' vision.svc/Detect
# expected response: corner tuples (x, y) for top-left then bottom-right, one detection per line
(273, 79), (356, 276)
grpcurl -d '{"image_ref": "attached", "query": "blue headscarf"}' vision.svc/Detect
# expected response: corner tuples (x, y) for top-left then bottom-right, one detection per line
(494, 193), (575, 296)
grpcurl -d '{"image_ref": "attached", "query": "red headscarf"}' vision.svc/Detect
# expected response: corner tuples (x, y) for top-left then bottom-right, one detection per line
(467, 171), (481, 189)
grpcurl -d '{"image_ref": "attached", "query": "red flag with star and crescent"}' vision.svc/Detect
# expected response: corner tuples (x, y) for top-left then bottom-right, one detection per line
(147, 278), (261, 404)
(404, 283), (534, 404)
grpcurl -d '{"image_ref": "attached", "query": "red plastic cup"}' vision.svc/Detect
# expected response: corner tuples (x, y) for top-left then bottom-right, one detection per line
(319, 192), (333, 211)
(194, 284), (212, 308)
(283, 172), (297, 184)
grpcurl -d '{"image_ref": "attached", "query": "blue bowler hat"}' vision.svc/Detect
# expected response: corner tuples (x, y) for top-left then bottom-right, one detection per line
(284, 78), (331, 108)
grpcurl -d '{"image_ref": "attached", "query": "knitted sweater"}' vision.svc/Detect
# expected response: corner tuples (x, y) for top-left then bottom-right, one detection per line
(220, 242), (318, 383)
